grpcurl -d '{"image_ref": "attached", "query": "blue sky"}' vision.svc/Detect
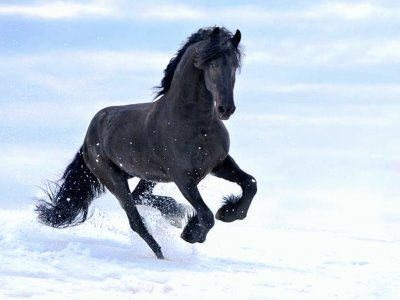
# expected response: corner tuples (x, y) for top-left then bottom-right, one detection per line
(0, 0), (400, 225)
(1, 0), (399, 107)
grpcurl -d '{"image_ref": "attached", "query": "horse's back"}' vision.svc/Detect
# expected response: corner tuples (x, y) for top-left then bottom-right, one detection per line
(89, 102), (153, 133)
(84, 102), (154, 153)
(93, 102), (154, 122)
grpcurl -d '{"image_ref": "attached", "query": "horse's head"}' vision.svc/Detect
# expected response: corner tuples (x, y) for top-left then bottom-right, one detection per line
(195, 28), (242, 120)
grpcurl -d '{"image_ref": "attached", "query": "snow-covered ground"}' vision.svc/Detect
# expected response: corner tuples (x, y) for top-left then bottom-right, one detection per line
(1, 208), (399, 300)
(1, 183), (400, 299)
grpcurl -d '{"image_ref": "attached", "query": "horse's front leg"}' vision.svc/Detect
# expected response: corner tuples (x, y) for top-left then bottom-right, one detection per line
(174, 178), (215, 244)
(212, 155), (257, 222)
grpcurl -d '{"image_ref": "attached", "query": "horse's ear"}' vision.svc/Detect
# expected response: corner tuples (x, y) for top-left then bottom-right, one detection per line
(232, 29), (241, 47)
(211, 27), (220, 36)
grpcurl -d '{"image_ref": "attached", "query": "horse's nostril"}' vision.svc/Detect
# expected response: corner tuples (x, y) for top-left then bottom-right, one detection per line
(217, 106), (225, 114)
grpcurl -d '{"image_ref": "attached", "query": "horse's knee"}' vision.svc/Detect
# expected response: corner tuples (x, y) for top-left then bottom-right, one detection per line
(241, 176), (257, 197)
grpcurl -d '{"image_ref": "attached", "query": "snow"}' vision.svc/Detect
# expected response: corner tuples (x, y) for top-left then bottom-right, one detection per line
(1, 172), (400, 299)
(1, 210), (400, 299)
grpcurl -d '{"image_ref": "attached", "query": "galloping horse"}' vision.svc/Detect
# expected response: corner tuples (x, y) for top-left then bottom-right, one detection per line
(36, 27), (257, 259)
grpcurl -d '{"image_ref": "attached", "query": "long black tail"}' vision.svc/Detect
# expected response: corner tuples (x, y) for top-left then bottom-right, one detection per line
(35, 147), (105, 228)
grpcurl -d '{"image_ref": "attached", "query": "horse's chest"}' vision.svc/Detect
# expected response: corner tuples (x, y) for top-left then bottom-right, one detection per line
(172, 131), (229, 174)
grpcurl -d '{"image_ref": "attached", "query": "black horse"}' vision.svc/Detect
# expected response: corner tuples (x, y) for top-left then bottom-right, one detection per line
(36, 27), (257, 259)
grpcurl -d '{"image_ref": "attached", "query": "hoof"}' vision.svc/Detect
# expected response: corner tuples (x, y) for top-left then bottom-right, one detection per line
(155, 251), (165, 259)
(180, 230), (207, 243)
(166, 216), (183, 228)
(215, 200), (246, 223)
(180, 214), (208, 243)
(152, 245), (164, 259)
(163, 203), (188, 228)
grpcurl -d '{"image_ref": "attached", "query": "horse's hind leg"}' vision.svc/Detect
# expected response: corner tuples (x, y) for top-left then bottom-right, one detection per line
(131, 180), (187, 227)
(212, 155), (257, 222)
(87, 160), (164, 259)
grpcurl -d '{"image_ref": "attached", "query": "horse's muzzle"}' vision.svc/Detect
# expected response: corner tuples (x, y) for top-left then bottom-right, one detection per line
(217, 104), (236, 120)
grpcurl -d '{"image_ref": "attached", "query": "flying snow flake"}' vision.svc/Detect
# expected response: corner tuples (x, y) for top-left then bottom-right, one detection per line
(96, 143), (100, 146)
(119, 163), (123, 167)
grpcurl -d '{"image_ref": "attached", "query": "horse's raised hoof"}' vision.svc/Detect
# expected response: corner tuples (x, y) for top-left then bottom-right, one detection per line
(166, 216), (184, 228)
(163, 203), (188, 228)
(215, 195), (246, 222)
(180, 214), (207, 243)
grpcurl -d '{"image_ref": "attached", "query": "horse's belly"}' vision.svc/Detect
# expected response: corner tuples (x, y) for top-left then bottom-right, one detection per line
(117, 154), (171, 182)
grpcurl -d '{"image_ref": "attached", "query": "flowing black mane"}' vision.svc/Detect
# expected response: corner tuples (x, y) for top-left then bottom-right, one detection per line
(154, 26), (242, 99)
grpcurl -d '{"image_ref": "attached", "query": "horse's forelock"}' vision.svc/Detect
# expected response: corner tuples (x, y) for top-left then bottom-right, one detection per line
(194, 36), (242, 68)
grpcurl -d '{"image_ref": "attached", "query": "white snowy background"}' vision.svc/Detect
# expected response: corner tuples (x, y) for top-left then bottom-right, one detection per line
(1, 1), (400, 299)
